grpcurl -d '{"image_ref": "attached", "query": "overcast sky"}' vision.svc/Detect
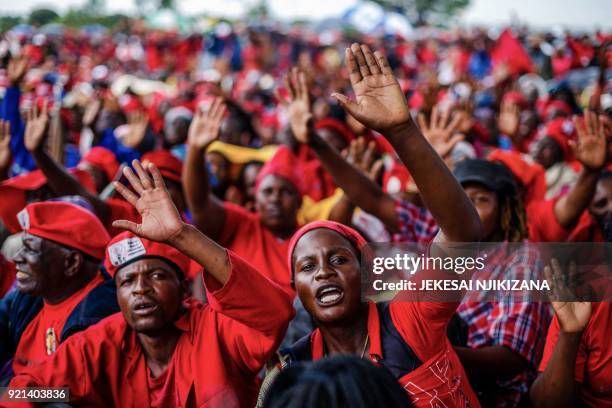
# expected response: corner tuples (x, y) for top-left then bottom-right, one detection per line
(0, 0), (610, 30)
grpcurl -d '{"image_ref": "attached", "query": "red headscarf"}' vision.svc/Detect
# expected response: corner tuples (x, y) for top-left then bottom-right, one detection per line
(287, 221), (367, 283)
(255, 145), (304, 196)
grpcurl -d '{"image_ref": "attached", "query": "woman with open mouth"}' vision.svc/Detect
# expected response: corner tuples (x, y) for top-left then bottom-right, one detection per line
(265, 43), (484, 408)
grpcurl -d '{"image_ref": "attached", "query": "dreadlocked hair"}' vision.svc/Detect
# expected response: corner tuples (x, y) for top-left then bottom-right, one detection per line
(499, 189), (528, 242)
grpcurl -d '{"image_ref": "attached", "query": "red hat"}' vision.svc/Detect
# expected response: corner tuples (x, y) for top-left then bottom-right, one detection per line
(487, 149), (547, 204)
(315, 118), (355, 145)
(104, 231), (192, 279)
(544, 99), (572, 119)
(255, 145), (304, 196)
(542, 117), (576, 160)
(0, 169), (96, 234)
(81, 147), (120, 182)
(17, 201), (110, 259)
(287, 221), (367, 283)
(141, 150), (183, 184)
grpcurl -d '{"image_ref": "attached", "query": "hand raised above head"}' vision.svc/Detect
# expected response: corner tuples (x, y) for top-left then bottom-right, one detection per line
(112, 160), (185, 243)
(187, 97), (226, 150)
(332, 43), (411, 134)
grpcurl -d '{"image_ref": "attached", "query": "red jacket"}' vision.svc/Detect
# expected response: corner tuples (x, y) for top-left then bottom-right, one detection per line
(6, 251), (294, 408)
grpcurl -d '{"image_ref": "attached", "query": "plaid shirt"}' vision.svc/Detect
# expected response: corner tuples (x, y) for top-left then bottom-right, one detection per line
(392, 198), (439, 244)
(457, 245), (552, 407)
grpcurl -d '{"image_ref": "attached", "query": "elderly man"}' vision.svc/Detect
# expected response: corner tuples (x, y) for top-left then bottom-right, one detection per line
(0, 200), (118, 384)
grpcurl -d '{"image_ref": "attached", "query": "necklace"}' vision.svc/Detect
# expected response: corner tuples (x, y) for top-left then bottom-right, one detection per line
(360, 334), (370, 359)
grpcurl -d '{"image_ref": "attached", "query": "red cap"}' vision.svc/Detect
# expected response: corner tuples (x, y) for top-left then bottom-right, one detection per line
(382, 161), (417, 194)
(502, 91), (528, 109)
(255, 145), (304, 196)
(544, 99), (572, 119)
(542, 118), (576, 160)
(104, 231), (192, 279)
(17, 201), (110, 259)
(315, 118), (355, 145)
(141, 150), (183, 184)
(287, 221), (367, 282)
(0, 169), (96, 234)
(81, 147), (120, 182)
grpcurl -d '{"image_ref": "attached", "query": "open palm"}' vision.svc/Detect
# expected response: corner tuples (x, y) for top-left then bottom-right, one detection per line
(333, 44), (411, 133)
(24, 102), (49, 153)
(544, 258), (592, 333)
(571, 111), (607, 171)
(112, 160), (184, 243)
(188, 97), (226, 150)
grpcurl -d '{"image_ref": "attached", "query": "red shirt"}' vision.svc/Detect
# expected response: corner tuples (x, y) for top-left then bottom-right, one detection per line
(308, 302), (480, 408)
(527, 199), (603, 242)
(7, 252), (294, 408)
(539, 303), (612, 406)
(13, 273), (104, 375)
(220, 202), (294, 296)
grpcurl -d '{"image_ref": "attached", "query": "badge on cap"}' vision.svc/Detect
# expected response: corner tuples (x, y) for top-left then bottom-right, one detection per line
(17, 208), (30, 230)
(108, 237), (147, 266)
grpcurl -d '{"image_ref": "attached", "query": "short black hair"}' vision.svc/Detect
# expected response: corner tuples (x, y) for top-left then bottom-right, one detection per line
(262, 355), (413, 408)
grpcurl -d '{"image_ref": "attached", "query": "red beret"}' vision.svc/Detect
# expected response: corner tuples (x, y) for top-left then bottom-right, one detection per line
(0, 169), (96, 234)
(255, 145), (304, 196)
(81, 147), (120, 183)
(104, 231), (192, 279)
(487, 148), (547, 205)
(141, 150), (183, 184)
(17, 201), (110, 259)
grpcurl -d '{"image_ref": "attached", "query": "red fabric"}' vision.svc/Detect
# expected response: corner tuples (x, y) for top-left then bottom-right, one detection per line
(141, 151), (182, 184)
(0, 169), (97, 234)
(147, 360), (177, 408)
(8, 252), (294, 408)
(383, 161), (413, 194)
(287, 220), (367, 276)
(544, 99), (572, 119)
(502, 91), (528, 109)
(13, 273), (104, 376)
(542, 117), (577, 160)
(527, 199), (604, 242)
(81, 147), (119, 182)
(255, 145), (304, 196)
(315, 118), (355, 145)
(104, 232), (195, 279)
(488, 149), (547, 206)
(566, 36), (595, 68)
(491, 29), (534, 76)
(308, 301), (480, 407)
(220, 202), (295, 296)
(105, 198), (141, 237)
(539, 302), (612, 407)
(18, 202), (110, 259)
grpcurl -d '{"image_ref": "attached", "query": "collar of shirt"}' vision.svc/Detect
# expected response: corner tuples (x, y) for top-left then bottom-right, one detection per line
(310, 302), (383, 362)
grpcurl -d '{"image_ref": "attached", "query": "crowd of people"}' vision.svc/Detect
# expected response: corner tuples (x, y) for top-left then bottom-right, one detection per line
(0, 17), (610, 407)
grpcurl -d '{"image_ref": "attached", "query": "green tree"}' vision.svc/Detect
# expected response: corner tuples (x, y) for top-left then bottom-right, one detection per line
(28, 8), (60, 26)
(0, 16), (22, 33)
(371, 0), (470, 25)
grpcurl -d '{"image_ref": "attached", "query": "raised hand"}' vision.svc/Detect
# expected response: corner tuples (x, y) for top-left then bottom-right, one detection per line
(498, 100), (520, 138)
(417, 105), (464, 158)
(7, 55), (28, 86)
(571, 110), (607, 171)
(332, 43), (411, 134)
(123, 111), (149, 148)
(82, 97), (102, 128)
(343, 137), (383, 180)
(544, 258), (592, 333)
(277, 67), (312, 144)
(187, 97), (226, 150)
(24, 101), (49, 153)
(0, 120), (12, 173)
(112, 160), (185, 243)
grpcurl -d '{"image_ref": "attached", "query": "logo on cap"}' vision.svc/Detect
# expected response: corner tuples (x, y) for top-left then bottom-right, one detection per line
(17, 209), (30, 230)
(108, 237), (147, 266)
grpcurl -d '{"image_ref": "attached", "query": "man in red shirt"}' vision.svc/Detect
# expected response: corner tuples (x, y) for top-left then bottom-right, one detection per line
(0, 200), (118, 383)
(531, 261), (612, 407)
(5, 160), (293, 407)
(183, 98), (301, 295)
